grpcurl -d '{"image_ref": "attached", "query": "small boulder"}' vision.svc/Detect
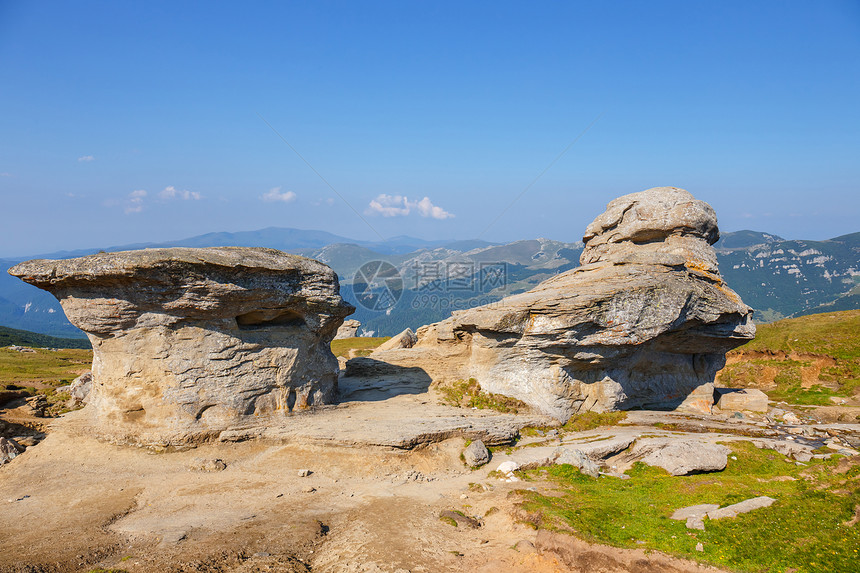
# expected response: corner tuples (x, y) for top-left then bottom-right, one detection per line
(714, 388), (769, 413)
(334, 319), (361, 340)
(633, 439), (729, 476)
(374, 328), (418, 351)
(556, 447), (601, 478)
(298, 468), (312, 477)
(463, 440), (490, 468)
(0, 437), (24, 465)
(69, 371), (93, 407)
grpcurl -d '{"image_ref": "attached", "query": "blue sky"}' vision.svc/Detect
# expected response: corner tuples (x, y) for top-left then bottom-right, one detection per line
(1, 1), (858, 257)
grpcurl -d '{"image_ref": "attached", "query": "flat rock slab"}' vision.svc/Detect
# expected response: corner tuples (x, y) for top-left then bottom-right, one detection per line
(188, 392), (553, 449)
(708, 496), (776, 520)
(671, 504), (720, 520)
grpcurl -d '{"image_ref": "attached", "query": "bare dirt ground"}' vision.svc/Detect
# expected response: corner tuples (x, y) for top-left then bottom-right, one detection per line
(0, 391), (736, 573)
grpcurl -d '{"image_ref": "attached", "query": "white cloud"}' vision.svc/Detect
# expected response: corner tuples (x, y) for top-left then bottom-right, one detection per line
(0, 172), (11, 177)
(368, 194), (411, 217)
(160, 185), (202, 200)
(413, 196), (455, 219)
(125, 189), (147, 214)
(366, 194), (454, 219)
(77, 155), (95, 162)
(261, 187), (297, 203)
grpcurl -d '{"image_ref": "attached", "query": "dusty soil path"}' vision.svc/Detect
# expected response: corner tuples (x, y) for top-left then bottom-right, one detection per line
(1, 392), (734, 573)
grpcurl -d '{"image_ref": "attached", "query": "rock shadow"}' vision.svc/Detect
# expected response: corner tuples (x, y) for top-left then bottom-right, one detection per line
(337, 357), (432, 403)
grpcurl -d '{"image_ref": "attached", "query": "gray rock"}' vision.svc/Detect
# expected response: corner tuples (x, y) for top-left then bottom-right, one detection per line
(562, 435), (636, 460)
(671, 504), (720, 521)
(556, 448), (600, 478)
(334, 319), (361, 339)
(783, 412), (801, 424)
(463, 440), (490, 468)
(708, 496), (776, 520)
(9, 247), (354, 447)
(632, 439), (730, 476)
(369, 187), (754, 421)
(686, 516), (705, 530)
(0, 437), (24, 465)
(714, 388), (769, 413)
(69, 371), (93, 407)
(373, 328), (418, 351)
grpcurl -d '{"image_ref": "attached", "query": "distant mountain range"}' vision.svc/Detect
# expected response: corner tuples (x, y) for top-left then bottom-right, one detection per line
(2, 227), (858, 338)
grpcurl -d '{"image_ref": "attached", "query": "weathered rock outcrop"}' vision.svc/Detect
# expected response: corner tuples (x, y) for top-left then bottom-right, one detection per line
(369, 187), (755, 420)
(9, 247), (353, 446)
(334, 319), (361, 339)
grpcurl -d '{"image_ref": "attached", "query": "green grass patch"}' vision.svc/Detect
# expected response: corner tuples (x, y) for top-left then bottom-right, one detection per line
(437, 378), (528, 413)
(518, 441), (860, 573)
(562, 411), (627, 432)
(330, 336), (389, 358)
(0, 347), (92, 385)
(720, 310), (860, 404)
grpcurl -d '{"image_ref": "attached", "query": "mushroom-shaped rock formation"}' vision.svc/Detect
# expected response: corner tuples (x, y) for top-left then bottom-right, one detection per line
(9, 247), (354, 446)
(369, 187), (755, 420)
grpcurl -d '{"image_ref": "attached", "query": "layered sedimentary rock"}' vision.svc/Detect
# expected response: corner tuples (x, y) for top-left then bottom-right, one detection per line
(370, 187), (755, 420)
(334, 319), (361, 339)
(9, 247), (353, 446)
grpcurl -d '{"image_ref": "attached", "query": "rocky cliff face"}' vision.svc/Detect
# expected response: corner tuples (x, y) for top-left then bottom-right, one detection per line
(369, 187), (755, 420)
(9, 247), (353, 446)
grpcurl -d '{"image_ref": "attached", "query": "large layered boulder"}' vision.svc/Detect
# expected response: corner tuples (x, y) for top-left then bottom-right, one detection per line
(369, 187), (755, 420)
(9, 247), (354, 446)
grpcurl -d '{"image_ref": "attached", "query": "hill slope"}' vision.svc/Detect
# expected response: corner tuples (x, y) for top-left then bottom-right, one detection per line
(0, 325), (91, 349)
(718, 310), (860, 407)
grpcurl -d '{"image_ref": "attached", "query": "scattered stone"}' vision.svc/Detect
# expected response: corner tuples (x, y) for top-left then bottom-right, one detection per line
(188, 458), (227, 472)
(374, 328), (417, 351)
(301, 486), (316, 493)
(495, 460), (519, 481)
(9, 247), (354, 446)
(714, 388), (769, 413)
(439, 510), (481, 529)
(632, 439), (730, 476)
(708, 496), (776, 520)
(783, 412), (801, 425)
(0, 437), (24, 465)
(556, 448), (600, 478)
(333, 319), (361, 340)
(686, 516), (705, 530)
(463, 440), (490, 468)
(13, 436), (39, 447)
(695, 542), (704, 552)
(23, 395), (48, 417)
(369, 188), (754, 421)
(298, 469), (312, 477)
